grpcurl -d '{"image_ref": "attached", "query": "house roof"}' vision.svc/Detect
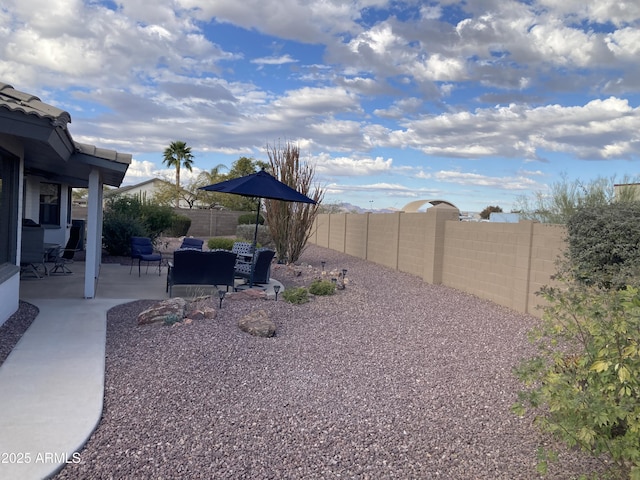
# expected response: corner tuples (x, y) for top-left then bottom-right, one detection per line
(0, 82), (131, 187)
(104, 178), (170, 197)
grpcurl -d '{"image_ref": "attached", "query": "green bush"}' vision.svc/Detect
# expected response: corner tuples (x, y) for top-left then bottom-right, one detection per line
(567, 202), (640, 289)
(308, 279), (336, 296)
(169, 215), (192, 237)
(236, 224), (271, 246)
(141, 203), (175, 239)
(513, 281), (640, 478)
(238, 212), (264, 225)
(207, 237), (235, 250)
(281, 287), (309, 304)
(102, 196), (175, 255)
(102, 213), (146, 255)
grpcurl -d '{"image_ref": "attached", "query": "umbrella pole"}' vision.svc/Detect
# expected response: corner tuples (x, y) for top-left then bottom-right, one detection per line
(249, 198), (261, 287)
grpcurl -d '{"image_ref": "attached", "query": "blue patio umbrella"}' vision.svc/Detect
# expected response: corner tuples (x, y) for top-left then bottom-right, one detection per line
(200, 168), (316, 285)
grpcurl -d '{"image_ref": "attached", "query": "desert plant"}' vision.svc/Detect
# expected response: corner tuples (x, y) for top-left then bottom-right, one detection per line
(163, 313), (182, 326)
(264, 141), (324, 263)
(207, 237), (235, 250)
(281, 287), (309, 304)
(514, 173), (639, 224)
(308, 279), (336, 296)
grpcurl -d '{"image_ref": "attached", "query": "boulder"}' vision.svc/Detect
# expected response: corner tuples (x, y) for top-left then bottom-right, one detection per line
(185, 304), (217, 321)
(227, 289), (267, 301)
(238, 309), (276, 337)
(137, 298), (188, 325)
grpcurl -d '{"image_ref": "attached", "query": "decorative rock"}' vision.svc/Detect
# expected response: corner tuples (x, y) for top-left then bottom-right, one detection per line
(185, 305), (217, 321)
(137, 298), (188, 325)
(238, 309), (276, 337)
(227, 289), (267, 301)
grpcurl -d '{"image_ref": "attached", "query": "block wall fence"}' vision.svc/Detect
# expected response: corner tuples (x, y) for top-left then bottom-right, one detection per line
(309, 205), (567, 318)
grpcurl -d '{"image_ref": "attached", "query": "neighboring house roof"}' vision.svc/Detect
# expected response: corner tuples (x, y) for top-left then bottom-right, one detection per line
(0, 82), (131, 187)
(104, 178), (171, 197)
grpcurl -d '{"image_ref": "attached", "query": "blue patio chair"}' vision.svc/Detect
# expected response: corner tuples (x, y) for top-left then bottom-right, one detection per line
(129, 236), (162, 276)
(178, 237), (204, 251)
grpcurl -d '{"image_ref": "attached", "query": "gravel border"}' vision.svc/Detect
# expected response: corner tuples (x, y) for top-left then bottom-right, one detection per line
(0, 301), (39, 368)
(46, 244), (606, 478)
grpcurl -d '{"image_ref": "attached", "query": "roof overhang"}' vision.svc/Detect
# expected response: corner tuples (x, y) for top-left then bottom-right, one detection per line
(0, 82), (131, 188)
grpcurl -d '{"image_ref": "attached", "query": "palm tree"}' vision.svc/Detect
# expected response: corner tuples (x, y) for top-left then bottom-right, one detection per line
(162, 141), (194, 207)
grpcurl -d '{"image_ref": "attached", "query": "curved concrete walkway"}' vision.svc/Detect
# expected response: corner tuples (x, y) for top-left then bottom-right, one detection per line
(0, 262), (282, 479)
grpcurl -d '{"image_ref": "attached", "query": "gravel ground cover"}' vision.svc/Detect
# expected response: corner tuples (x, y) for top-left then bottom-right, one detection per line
(32, 244), (606, 478)
(0, 301), (38, 367)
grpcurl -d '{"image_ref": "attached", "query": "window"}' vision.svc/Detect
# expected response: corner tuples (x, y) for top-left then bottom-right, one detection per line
(39, 182), (61, 225)
(0, 152), (19, 264)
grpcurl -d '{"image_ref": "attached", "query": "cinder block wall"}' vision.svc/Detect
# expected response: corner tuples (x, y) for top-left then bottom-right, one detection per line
(367, 212), (401, 270)
(311, 208), (566, 317)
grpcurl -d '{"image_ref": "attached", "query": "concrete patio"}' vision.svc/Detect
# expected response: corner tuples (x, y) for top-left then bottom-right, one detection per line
(0, 260), (282, 479)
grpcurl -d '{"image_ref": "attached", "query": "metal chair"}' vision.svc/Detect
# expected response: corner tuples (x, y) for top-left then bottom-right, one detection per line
(129, 236), (162, 276)
(235, 248), (275, 286)
(178, 237), (204, 251)
(50, 226), (82, 275)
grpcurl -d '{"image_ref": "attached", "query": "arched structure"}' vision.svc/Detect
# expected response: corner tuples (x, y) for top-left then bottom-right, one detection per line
(401, 199), (458, 212)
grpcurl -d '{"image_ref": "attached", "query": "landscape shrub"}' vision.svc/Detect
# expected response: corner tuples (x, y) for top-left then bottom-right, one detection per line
(308, 279), (336, 296)
(567, 202), (640, 289)
(281, 287), (309, 304)
(513, 202), (640, 478)
(236, 224), (271, 246)
(102, 196), (175, 255)
(207, 237), (235, 251)
(237, 213), (264, 225)
(102, 213), (146, 255)
(169, 215), (192, 237)
(513, 280), (640, 478)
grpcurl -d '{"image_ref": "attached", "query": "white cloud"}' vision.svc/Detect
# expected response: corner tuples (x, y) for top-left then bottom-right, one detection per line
(251, 55), (298, 66)
(387, 97), (640, 160)
(433, 170), (542, 190)
(313, 155), (393, 176)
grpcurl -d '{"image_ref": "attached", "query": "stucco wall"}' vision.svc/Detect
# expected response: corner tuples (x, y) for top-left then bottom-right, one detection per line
(311, 207), (566, 317)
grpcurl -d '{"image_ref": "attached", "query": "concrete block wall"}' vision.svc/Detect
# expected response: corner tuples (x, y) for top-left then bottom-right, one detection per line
(328, 214), (347, 252)
(344, 214), (368, 258)
(311, 208), (566, 317)
(366, 212), (401, 270)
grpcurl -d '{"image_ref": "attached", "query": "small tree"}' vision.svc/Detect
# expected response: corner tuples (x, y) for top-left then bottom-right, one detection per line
(264, 141), (324, 263)
(479, 205), (502, 220)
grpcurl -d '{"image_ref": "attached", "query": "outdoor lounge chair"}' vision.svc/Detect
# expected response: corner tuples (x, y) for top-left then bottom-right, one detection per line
(49, 225), (82, 275)
(130, 236), (162, 276)
(232, 241), (254, 265)
(167, 249), (237, 297)
(178, 237), (204, 251)
(20, 223), (46, 278)
(235, 248), (275, 286)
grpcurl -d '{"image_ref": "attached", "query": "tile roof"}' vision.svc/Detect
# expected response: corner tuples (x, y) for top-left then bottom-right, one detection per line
(0, 82), (71, 128)
(0, 81), (131, 186)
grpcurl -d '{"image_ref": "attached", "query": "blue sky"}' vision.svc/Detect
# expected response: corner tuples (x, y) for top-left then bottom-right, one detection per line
(2, 0), (639, 212)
